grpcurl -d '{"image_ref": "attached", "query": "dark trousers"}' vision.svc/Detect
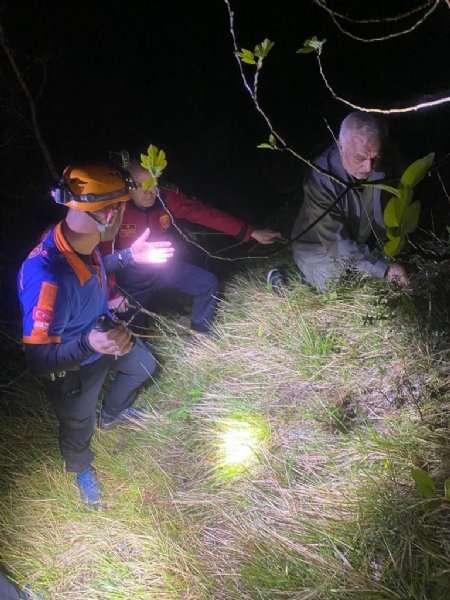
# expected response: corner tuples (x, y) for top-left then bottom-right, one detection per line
(44, 339), (156, 473)
(0, 572), (28, 600)
(116, 260), (219, 331)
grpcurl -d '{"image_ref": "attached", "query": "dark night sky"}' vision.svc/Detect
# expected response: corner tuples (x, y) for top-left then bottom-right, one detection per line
(1, 0), (449, 312)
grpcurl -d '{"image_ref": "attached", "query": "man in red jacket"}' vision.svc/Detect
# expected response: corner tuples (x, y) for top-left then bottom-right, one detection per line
(102, 160), (281, 332)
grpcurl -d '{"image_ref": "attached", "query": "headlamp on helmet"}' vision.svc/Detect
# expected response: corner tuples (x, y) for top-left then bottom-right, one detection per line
(108, 149), (137, 191)
(51, 164), (130, 211)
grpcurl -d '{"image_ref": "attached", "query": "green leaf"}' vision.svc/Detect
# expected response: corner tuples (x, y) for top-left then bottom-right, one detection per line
(384, 236), (404, 257)
(372, 183), (400, 197)
(142, 177), (155, 191)
(257, 133), (277, 150)
(236, 48), (256, 64)
(420, 499), (442, 512)
(402, 201), (421, 234)
(383, 188), (410, 227)
(400, 152), (434, 188)
(297, 36), (326, 55)
(254, 38), (275, 59)
(384, 197), (401, 227)
(386, 226), (400, 239)
(411, 468), (436, 499)
(444, 478), (450, 501)
(139, 144), (168, 190)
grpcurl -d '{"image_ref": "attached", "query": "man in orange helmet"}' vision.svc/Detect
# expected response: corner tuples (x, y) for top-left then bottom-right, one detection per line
(17, 164), (174, 509)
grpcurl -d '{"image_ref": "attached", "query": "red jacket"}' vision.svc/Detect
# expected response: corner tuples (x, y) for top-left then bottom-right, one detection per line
(100, 183), (254, 255)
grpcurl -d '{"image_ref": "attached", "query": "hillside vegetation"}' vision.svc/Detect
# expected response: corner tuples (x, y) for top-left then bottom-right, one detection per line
(1, 261), (450, 599)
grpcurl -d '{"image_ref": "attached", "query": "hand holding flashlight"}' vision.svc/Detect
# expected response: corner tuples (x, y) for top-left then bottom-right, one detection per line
(130, 228), (175, 264)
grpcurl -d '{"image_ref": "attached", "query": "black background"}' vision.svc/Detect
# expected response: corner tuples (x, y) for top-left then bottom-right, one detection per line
(1, 0), (450, 317)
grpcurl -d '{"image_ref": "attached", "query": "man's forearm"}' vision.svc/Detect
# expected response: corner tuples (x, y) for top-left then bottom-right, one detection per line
(24, 335), (97, 375)
(102, 250), (135, 275)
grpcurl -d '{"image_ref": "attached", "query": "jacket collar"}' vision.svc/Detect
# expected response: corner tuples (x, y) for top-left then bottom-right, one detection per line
(53, 222), (98, 286)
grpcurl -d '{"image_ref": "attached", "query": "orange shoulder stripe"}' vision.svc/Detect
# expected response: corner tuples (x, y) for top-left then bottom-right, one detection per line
(29, 281), (59, 342)
(23, 335), (61, 344)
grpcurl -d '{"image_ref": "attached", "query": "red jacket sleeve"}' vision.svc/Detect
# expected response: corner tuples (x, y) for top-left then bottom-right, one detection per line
(162, 188), (254, 242)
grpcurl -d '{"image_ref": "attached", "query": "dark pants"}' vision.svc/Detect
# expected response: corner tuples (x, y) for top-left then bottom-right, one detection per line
(0, 572), (28, 600)
(44, 339), (156, 473)
(116, 260), (219, 331)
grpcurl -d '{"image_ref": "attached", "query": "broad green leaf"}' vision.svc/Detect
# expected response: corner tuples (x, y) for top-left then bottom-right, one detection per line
(372, 183), (400, 197)
(400, 152), (434, 188)
(384, 197), (401, 227)
(386, 226), (400, 239)
(420, 499), (442, 512)
(384, 236), (404, 257)
(257, 134), (277, 150)
(143, 145), (167, 172)
(142, 177), (155, 191)
(384, 188), (409, 228)
(297, 36), (326, 55)
(254, 38), (274, 59)
(445, 478), (450, 501)
(403, 201), (421, 234)
(140, 144), (167, 189)
(411, 468), (436, 499)
(236, 48), (256, 64)
(401, 185), (413, 205)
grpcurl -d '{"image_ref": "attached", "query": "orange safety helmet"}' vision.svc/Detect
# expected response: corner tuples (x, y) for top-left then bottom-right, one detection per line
(52, 163), (130, 211)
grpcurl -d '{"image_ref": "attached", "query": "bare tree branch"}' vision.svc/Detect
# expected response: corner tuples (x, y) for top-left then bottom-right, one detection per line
(0, 17), (58, 179)
(223, 0), (346, 187)
(325, 0), (440, 43)
(313, 0), (436, 25)
(316, 53), (450, 113)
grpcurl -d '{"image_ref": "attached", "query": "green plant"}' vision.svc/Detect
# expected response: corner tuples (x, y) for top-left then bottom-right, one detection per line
(236, 37), (274, 66)
(411, 467), (450, 511)
(375, 152), (435, 256)
(140, 144), (167, 190)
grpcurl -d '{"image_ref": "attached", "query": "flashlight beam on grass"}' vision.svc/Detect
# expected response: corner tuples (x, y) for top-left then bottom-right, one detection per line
(218, 418), (267, 472)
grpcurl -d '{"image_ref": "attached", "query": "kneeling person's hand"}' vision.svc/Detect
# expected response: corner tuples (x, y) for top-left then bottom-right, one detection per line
(130, 228), (175, 264)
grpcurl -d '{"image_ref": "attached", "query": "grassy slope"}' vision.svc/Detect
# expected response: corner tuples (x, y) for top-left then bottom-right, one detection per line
(1, 265), (449, 599)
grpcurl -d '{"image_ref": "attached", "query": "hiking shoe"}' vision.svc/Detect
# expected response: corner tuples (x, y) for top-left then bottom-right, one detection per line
(266, 268), (284, 294)
(75, 466), (102, 510)
(190, 321), (212, 334)
(99, 406), (149, 430)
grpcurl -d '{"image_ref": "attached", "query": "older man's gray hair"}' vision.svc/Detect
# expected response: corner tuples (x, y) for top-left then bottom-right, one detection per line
(339, 111), (388, 146)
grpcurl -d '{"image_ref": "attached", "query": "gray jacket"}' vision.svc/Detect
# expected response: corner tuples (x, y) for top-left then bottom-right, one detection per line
(292, 144), (388, 279)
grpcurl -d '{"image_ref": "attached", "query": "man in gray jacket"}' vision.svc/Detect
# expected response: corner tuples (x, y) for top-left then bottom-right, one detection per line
(291, 111), (408, 291)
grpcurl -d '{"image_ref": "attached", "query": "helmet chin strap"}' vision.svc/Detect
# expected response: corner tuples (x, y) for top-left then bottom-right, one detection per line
(86, 210), (123, 242)
(86, 211), (106, 232)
